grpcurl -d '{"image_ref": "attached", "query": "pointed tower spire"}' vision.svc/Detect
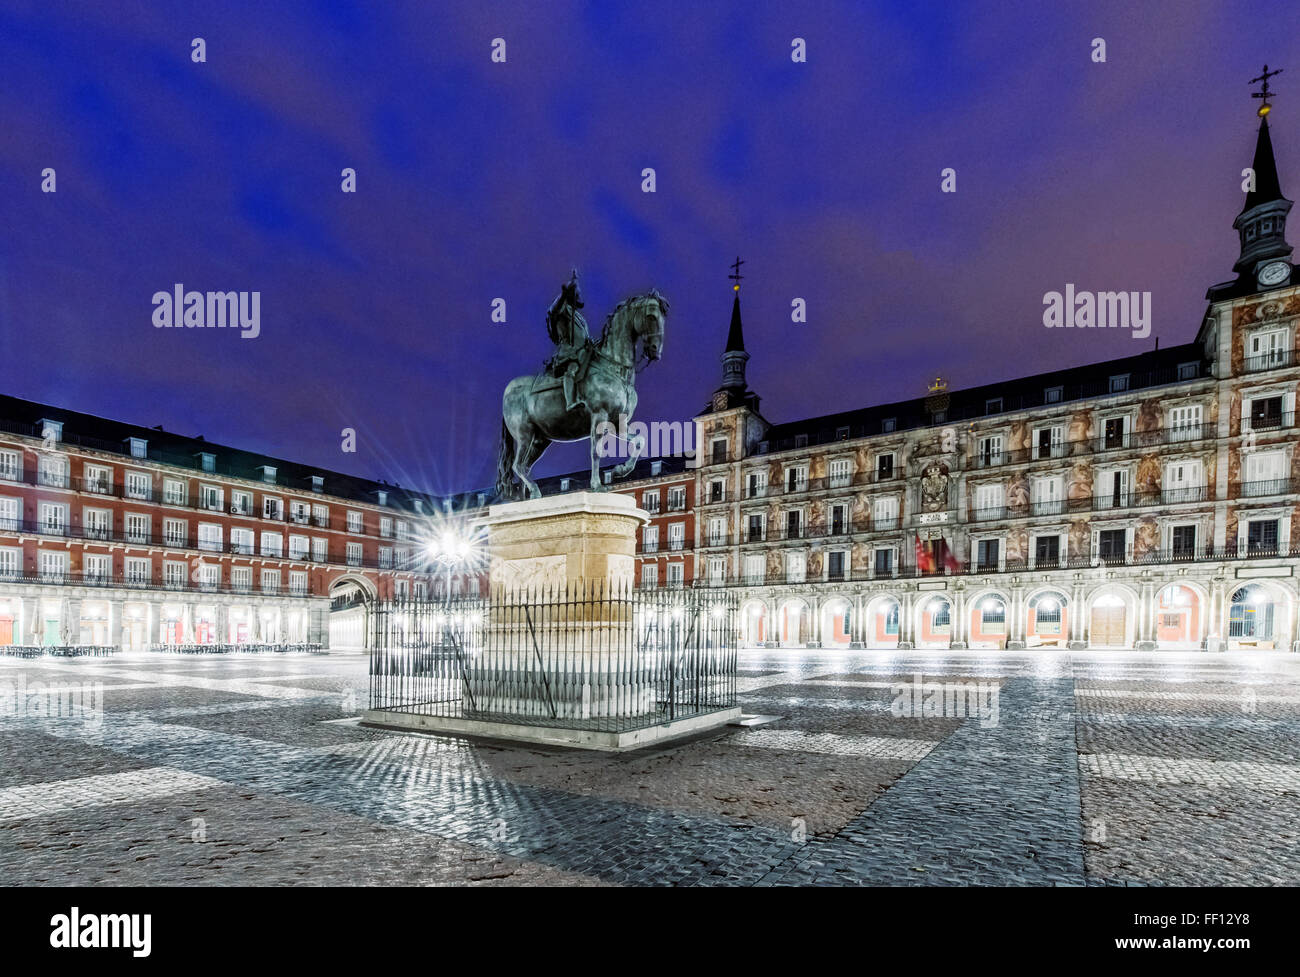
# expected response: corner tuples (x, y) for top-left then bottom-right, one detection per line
(720, 257), (750, 393)
(1221, 66), (1295, 294)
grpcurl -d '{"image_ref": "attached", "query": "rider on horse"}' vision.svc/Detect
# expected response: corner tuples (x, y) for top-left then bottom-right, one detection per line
(545, 270), (592, 412)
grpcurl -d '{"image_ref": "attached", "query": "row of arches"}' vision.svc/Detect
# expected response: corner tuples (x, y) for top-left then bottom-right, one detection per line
(740, 581), (1292, 651)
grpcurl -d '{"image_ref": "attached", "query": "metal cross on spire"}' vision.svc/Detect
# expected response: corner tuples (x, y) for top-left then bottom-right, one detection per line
(1251, 64), (1283, 116)
(728, 256), (745, 291)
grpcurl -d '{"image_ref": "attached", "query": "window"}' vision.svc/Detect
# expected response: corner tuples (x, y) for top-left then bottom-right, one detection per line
(128, 438), (147, 459)
(985, 398), (1003, 415)
(39, 550), (69, 581)
(84, 508), (112, 540)
(0, 449), (20, 482)
(123, 556), (149, 584)
(876, 453), (895, 481)
(786, 510), (802, 539)
(829, 458), (852, 488)
(231, 567), (252, 592)
(289, 535), (309, 559)
(162, 518), (186, 547)
(163, 478), (186, 505)
(978, 435), (1003, 467)
(746, 513), (765, 542)
(195, 563), (220, 591)
(0, 497), (18, 531)
(1177, 362), (1198, 380)
(1244, 450), (1286, 495)
(260, 466), (277, 484)
(261, 569), (281, 593)
(261, 532), (283, 558)
(642, 491), (660, 514)
(346, 541), (362, 566)
(197, 523), (223, 552)
(708, 556), (726, 585)
(1164, 460), (1202, 503)
(975, 483), (1004, 518)
(707, 519), (728, 550)
(1035, 426), (1063, 459)
(794, 434), (808, 449)
(1098, 529), (1127, 564)
(38, 454), (68, 488)
(378, 546), (393, 568)
(1044, 386), (1063, 404)
(200, 484), (223, 511)
(976, 539), (1000, 571)
(668, 486), (686, 511)
(125, 471), (151, 500)
(346, 510), (363, 533)
(1109, 374), (1130, 393)
(1247, 519), (1280, 555)
(83, 554), (110, 583)
(744, 553), (765, 584)
(1169, 404), (1203, 441)
(980, 599), (1006, 633)
(231, 527), (255, 555)
(199, 452), (216, 473)
(874, 548), (894, 576)
(881, 417), (897, 433)
(641, 563), (658, 588)
(668, 522), (685, 551)
(785, 466), (808, 493)
(231, 491), (253, 516)
(1031, 476), (1063, 515)
(872, 495), (899, 529)
(830, 503), (848, 536)
(643, 525), (659, 553)
(312, 538), (328, 563)
(747, 470), (768, 498)
(263, 496), (283, 520)
(785, 551), (806, 583)
(650, 460), (663, 476)
(289, 571), (308, 596)
(394, 579), (409, 598)
(39, 502), (68, 535)
(709, 479), (725, 503)
(290, 501), (310, 524)
(0, 546), (19, 578)
(667, 563), (684, 589)
(84, 463), (111, 493)
(827, 551), (846, 581)
(1034, 595), (1063, 633)
(380, 516), (393, 538)
(1248, 395), (1284, 431)
(1246, 328), (1289, 370)
(1171, 524), (1197, 560)
(1034, 534), (1060, 567)
(711, 439), (727, 465)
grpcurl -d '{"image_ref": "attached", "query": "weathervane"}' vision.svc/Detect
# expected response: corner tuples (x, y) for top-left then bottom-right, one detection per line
(1251, 64), (1283, 117)
(729, 255), (745, 292)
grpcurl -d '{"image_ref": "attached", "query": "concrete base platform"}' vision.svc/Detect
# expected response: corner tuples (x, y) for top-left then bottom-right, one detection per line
(361, 705), (742, 752)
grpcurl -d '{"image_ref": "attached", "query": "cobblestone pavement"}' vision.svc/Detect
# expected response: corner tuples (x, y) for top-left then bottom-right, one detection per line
(1, 648), (1297, 886)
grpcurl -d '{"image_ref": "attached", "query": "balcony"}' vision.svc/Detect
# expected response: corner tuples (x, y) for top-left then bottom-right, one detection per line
(1243, 347), (1296, 373)
(1241, 477), (1292, 498)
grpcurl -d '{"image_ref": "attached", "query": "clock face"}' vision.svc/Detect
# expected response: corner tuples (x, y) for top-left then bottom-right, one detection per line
(1257, 260), (1291, 287)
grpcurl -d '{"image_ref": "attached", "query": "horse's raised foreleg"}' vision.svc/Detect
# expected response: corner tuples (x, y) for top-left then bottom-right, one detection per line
(612, 421), (644, 478)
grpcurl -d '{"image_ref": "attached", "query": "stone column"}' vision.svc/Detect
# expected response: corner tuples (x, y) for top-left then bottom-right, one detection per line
(950, 590), (968, 649)
(1135, 582), (1157, 650)
(1007, 586), (1026, 650)
(898, 592), (915, 649)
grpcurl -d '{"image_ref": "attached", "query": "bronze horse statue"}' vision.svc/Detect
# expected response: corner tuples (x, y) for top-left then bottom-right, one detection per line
(496, 289), (668, 500)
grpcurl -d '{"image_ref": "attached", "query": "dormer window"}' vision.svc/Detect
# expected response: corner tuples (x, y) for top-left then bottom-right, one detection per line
(1044, 386), (1063, 404)
(985, 398), (1003, 415)
(39, 419), (63, 443)
(199, 452), (216, 473)
(1108, 374), (1130, 393)
(413, 499), (424, 514)
(836, 426), (850, 440)
(560, 478), (571, 492)
(259, 465), (277, 484)
(127, 437), (147, 459)
(794, 434), (808, 448)
(650, 460), (663, 476)
(881, 418), (896, 433)
(376, 490), (388, 506)
(311, 475), (324, 493)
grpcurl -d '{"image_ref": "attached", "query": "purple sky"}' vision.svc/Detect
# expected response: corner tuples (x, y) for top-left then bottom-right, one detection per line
(2, 0), (1298, 495)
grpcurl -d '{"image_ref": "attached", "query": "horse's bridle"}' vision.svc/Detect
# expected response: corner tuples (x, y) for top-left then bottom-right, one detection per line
(590, 298), (662, 380)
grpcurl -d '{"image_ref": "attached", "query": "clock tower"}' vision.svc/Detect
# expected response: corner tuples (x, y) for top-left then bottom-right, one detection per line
(1211, 67), (1294, 300)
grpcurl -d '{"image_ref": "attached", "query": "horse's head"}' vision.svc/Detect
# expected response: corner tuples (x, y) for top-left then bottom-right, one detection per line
(635, 289), (668, 362)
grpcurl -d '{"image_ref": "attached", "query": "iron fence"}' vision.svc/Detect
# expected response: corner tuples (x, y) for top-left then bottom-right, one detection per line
(368, 582), (737, 733)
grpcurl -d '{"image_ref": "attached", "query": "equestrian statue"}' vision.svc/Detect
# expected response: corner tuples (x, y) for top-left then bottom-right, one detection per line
(496, 270), (668, 500)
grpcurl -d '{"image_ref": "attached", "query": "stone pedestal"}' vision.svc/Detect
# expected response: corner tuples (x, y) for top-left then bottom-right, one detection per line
(485, 491), (645, 591)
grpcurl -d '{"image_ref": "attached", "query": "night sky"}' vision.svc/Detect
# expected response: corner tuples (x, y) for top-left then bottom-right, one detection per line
(3, 1), (1299, 496)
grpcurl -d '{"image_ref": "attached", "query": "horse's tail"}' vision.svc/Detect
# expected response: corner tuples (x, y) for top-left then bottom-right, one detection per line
(494, 419), (516, 501)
